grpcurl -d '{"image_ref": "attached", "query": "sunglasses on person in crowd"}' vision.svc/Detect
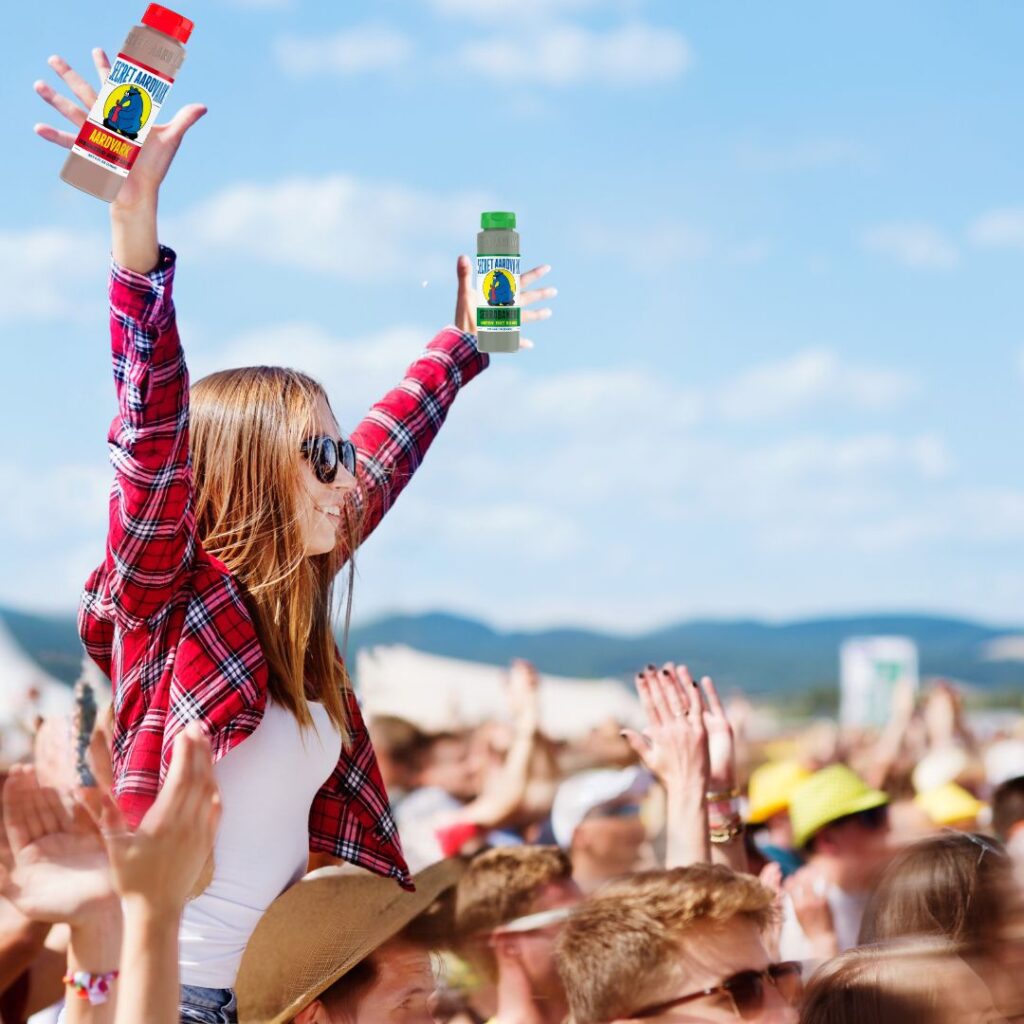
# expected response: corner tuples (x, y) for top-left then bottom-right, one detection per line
(301, 435), (357, 484)
(628, 961), (803, 1020)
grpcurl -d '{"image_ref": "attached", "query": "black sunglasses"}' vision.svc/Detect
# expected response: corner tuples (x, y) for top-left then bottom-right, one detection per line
(300, 435), (357, 484)
(629, 961), (803, 1021)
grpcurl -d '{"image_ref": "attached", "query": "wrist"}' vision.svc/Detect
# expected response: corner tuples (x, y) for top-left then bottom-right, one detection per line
(121, 894), (183, 931)
(69, 901), (123, 975)
(111, 192), (159, 220)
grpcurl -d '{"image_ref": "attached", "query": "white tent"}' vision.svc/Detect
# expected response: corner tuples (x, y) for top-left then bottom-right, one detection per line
(0, 617), (80, 763)
(355, 644), (643, 739)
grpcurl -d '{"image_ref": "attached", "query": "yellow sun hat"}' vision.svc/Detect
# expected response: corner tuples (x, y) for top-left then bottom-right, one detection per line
(747, 761), (813, 825)
(914, 782), (986, 827)
(789, 764), (889, 849)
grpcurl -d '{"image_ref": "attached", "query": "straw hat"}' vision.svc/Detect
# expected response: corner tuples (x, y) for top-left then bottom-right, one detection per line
(747, 761), (812, 825)
(236, 859), (464, 1024)
(789, 764), (889, 849)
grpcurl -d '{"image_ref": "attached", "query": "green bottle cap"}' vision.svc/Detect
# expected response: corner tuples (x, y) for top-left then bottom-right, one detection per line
(481, 211), (516, 230)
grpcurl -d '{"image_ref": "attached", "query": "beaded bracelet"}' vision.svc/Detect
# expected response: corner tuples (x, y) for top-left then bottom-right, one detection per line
(709, 819), (744, 845)
(64, 970), (119, 1006)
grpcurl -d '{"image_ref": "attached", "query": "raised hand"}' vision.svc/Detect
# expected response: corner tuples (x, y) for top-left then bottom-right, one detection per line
(623, 664), (710, 794)
(2, 766), (114, 926)
(88, 723), (220, 915)
(692, 670), (736, 795)
(34, 50), (207, 212)
(454, 255), (557, 349)
(624, 664), (711, 867)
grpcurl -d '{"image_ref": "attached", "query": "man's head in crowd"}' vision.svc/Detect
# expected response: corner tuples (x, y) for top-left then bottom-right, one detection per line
(789, 765), (890, 892)
(551, 767), (654, 892)
(236, 860), (462, 1024)
(455, 846), (579, 1007)
(557, 865), (799, 1024)
(369, 716), (482, 802)
(993, 776), (1024, 846)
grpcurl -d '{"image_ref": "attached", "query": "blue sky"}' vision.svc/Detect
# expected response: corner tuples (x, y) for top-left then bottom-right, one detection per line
(1, 0), (1022, 630)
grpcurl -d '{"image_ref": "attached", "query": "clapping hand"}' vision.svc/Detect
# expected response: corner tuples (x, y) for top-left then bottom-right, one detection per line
(622, 664), (710, 796)
(88, 723), (221, 915)
(2, 765), (114, 926)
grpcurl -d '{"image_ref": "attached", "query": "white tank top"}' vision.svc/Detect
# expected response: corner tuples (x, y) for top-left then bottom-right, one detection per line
(179, 700), (342, 988)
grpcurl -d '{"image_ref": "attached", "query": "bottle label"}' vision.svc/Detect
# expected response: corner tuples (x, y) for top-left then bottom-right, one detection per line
(476, 254), (521, 331)
(69, 53), (174, 178)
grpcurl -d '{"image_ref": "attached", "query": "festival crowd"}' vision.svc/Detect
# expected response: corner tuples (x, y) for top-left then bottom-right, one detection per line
(2, 661), (1024, 1024)
(4, 37), (1024, 1024)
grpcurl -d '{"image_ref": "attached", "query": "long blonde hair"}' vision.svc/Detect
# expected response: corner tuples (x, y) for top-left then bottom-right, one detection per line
(189, 366), (360, 740)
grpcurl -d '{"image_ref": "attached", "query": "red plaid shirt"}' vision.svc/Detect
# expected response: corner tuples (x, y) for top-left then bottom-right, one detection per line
(78, 247), (488, 889)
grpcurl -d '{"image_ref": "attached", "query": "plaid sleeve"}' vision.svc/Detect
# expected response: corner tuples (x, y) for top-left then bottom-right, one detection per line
(309, 688), (413, 889)
(105, 245), (196, 629)
(344, 327), (488, 555)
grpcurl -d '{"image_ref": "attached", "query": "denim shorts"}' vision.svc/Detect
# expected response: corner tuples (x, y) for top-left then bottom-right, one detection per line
(178, 985), (238, 1024)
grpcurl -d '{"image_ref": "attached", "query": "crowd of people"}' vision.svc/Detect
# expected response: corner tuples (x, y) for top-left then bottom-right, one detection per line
(2, 661), (1024, 1023)
(5, 40), (1024, 1024)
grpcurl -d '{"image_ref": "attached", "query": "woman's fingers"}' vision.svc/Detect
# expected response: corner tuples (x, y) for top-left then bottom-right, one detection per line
(636, 672), (659, 729)
(162, 102), (208, 143)
(2, 769), (38, 853)
(520, 285), (558, 307)
(522, 307), (553, 322)
(521, 264), (551, 288)
(620, 728), (653, 765)
(92, 48), (112, 84)
(87, 728), (114, 793)
(34, 123), (76, 149)
(702, 675), (726, 719)
(47, 55), (98, 109)
(33, 80), (87, 128)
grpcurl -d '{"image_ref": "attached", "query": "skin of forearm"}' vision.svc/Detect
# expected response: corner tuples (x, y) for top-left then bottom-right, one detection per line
(664, 783), (710, 868)
(110, 198), (160, 275)
(65, 903), (124, 1024)
(461, 726), (538, 829)
(114, 902), (181, 1024)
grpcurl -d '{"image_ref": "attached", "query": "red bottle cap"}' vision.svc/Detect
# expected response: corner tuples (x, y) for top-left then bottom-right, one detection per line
(141, 4), (194, 44)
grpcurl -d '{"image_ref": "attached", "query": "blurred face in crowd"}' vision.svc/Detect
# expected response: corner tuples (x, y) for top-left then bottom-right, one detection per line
(498, 879), (582, 1000)
(416, 733), (482, 802)
(615, 919), (798, 1023)
(297, 939), (439, 1024)
(812, 806), (890, 890)
(572, 800), (655, 888)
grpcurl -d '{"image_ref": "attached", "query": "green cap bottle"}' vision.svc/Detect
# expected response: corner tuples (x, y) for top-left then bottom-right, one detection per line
(476, 211), (521, 354)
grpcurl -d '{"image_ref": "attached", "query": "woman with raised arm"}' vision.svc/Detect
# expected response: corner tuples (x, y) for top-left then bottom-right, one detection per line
(33, 48), (556, 1024)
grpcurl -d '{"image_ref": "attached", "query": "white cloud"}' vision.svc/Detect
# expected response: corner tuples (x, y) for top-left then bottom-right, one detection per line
(174, 175), (489, 281)
(717, 349), (917, 421)
(737, 139), (874, 173)
(0, 462), (109, 540)
(431, 0), (612, 17)
(579, 220), (710, 269)
(0, 229), (106, 323)
(456, 22), (691, 86)
(968, 207), (1024, 250)
(861, 222), (959, 270)
(276, 26), (414, 75)
(189, 322), (429, 421)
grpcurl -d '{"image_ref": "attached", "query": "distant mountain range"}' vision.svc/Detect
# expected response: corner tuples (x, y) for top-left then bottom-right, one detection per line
(3, 605), (1022, 696)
